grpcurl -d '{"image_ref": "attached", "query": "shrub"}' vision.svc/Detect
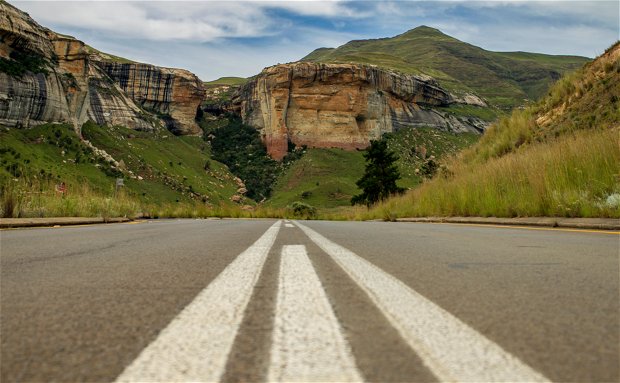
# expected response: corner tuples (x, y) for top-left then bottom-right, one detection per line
(288, 201), (317, 218)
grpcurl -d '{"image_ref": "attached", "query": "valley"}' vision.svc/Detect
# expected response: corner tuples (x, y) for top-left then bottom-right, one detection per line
(0, 1), (617, 220)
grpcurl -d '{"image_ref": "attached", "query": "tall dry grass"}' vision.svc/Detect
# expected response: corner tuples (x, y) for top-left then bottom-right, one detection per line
(144, 203), (287, 219)
(1, 177), (142, 218)
(356, 128), (619, 220)
(0, 177), (292, 219)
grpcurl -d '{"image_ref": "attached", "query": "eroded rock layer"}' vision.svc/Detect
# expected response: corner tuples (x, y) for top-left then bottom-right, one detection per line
(0, 2), (202, 135)
(97, 61), (203, 135)
(232, 62), (487, 160)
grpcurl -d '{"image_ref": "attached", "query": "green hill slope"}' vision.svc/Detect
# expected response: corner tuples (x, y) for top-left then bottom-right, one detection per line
(354, 42), (620, 219)
(0, 122), (246, 217)
(268, 128), (478, 210)
(303, 26), (589, 109)
(204, 77), (248, 86)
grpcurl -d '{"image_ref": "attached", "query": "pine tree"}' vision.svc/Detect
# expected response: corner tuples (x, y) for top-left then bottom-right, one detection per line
(351, 140), (405, 206)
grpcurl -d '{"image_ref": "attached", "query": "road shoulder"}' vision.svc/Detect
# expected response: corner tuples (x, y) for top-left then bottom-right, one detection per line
(0, 217), (131, 228)
(395, 217), (620, 230)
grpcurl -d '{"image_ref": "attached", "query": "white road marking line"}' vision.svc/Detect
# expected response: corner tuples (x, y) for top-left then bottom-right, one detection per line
(115, 220), (282, 383)
(295, 221), (549, 383)
(285, 223), (294, 228)
(268, 245), (362, 382)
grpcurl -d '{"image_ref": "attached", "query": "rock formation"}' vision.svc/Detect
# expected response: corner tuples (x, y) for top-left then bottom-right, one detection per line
(231, 62), (488, 160)
(0, 2), (203, 135)
(95, 61), (203, 135)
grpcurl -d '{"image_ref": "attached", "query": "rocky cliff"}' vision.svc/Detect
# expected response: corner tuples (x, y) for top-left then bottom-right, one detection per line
(95, 61), (203, 135)
(231, 62), (487, 160)
(0, 2), (202, 135)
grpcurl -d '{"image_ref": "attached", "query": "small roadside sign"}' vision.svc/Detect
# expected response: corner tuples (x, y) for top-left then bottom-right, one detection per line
(55, 182), (67, 195)
(116, 178), (124, 192)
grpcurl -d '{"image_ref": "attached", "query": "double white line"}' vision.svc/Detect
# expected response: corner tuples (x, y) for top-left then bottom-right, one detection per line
(117, 220), (549, 383)
(116, 221), (281, 382)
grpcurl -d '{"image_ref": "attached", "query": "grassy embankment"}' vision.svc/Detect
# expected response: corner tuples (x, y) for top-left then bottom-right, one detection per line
(333, 43), (620, 220)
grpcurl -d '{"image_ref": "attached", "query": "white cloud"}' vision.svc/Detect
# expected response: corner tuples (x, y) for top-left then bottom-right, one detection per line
(11, 0), (366, 41)
(12, 1), (279, 41)
(261, 0), (362, 17)
(7, 0), (618, 80)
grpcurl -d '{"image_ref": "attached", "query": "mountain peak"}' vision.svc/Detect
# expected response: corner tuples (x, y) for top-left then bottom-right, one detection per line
(397, 25), (451, 39)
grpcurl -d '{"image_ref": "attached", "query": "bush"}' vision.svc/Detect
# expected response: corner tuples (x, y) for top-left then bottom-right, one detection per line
(288, 201), (317, 218)
(420, 158), (439, 178)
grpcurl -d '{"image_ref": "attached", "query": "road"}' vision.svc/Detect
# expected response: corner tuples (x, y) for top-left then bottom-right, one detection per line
(1, 219), (618, 382)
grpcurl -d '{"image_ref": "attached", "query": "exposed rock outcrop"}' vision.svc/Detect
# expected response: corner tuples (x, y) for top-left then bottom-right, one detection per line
(96, 61), (203, 135)
(51, 35), (157, 132)
(0, 2), (202, 135)
(231, 62), (488, 160)
(0, 69), (71, 127)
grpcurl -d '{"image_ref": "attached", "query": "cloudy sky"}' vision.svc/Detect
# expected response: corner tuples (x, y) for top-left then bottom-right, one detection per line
(10, 0), (619, 81)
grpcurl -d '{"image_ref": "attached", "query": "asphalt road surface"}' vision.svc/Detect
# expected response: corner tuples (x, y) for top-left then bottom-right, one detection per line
(1, 219), (618, 382)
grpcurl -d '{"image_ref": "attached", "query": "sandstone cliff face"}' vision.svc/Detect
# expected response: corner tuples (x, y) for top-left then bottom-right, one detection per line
(96, 61), (203, 135)
(0, 2), (202, 135)
(50, 35), (156, 132)
(0, 70), (70, 127)
(0, 3), (70, 127)
(232, 62), (487, 160)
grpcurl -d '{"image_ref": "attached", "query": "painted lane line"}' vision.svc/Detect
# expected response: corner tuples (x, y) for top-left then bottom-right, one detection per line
(115, 220), (282, 383)
(268, 245), (362, 382)
(285, 223), (295, 228)
(295, 221), (549, 383)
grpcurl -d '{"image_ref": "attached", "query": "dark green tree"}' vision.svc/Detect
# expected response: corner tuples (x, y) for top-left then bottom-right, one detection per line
(351, 140), (405, 206)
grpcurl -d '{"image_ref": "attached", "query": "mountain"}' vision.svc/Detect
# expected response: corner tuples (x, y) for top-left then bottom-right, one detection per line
(357, 42), (619, 219)
(230, 27), (589, 161)
(302, 26), (590, 110)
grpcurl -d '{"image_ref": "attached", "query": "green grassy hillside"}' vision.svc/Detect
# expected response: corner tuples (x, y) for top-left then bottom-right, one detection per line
(350, 42), (620, 220)
(303, 26), (589, 109)
(0, 122), (245, 217)
(268, 128), (478, 209)
(204, 77), (248, 86)
(80, 122), (242, 205)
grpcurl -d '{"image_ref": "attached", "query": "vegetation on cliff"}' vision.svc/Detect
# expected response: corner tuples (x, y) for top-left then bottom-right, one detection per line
(351, 42), (620, 219)
(0, 50), (51, 77)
